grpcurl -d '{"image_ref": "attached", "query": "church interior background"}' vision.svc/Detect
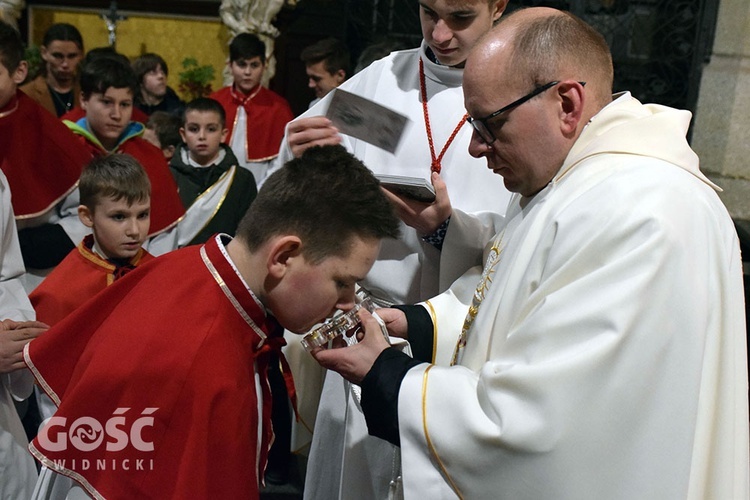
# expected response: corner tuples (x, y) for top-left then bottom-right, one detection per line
(15, 0), (720, 119)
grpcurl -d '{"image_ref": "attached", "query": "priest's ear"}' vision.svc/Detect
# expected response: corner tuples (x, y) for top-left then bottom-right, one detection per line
(78, 205), (95, 228)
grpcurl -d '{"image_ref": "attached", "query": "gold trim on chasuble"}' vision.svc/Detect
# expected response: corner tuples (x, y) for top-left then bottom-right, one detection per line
(423, 300), (438, 363)
(450, 233), (504, 366)
(421, 365), (464, 500)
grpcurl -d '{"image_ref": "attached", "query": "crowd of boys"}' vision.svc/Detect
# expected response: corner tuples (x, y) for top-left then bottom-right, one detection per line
(0, 2), (748, 500)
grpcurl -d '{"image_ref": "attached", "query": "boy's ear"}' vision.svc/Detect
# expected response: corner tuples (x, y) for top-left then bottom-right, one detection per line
(179, 127), (187, 143)
(163, 145), (176, 159)
(78, 205), (95, 228)
(221, 127), (229, 142)
(79, 91), (88, 110)
(266, 235), (303, 279)
(12, 61), (27, 86)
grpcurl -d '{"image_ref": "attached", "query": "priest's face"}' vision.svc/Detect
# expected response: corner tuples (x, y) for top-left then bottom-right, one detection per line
(268, 235), (381, 334)
(419, 0), (506, 67)
(464, 35), (568, 197)
(230, 56), (265, 95)
(81, 87), (134, 151)
(79, 195), (151, 260)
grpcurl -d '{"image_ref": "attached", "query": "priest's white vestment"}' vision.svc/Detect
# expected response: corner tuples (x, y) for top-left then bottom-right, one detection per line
(398, 93), (749, 499)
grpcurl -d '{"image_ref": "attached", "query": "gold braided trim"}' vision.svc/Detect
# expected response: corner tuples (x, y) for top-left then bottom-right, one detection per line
(422, 364), (464, 499)
(423, 300), (438, 363)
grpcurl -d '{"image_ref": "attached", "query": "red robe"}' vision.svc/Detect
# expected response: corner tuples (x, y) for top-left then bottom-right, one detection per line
(64, 119), (185, 237)
(0, 91), (88, 219)
(210, 85), (293, 162)
(26, 235), (285, 499)
(30, 234), (154, 326)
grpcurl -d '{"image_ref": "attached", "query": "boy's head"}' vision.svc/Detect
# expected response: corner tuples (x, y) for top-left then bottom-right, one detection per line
(78, 154), (151, 260)
(132, 53), (168, 102)
(79, 56), (138, 150)
(301, 38), (350, 99)
(144, 111), (181, 158)
(180, 97), (228, 166)
(0, 21), (27, 109)
(228, 33), (266, 95)
(235, 145), (400, 333)
(419, 0), (507, 67)
(40, 23), (84, 85)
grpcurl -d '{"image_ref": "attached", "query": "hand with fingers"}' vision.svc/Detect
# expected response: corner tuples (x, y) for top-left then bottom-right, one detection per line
(0, 319), (49, 374)
(287, 116), (343, 158)
(381, 172), (453, 236)
(311, 308), (406, 384)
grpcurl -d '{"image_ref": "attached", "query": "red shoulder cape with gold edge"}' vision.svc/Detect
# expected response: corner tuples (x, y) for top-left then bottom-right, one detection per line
(30, 234), (155, 326)
(0, 91), (88, 219)
(26, 236), (282, 499)
(210, 85), (294, 162)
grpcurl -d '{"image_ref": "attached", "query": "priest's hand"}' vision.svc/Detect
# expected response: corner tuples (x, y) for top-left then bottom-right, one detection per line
(382, 172), (452, 236)
(0, 319), (49, 374)
(371, 307), (408, 339)
(287, 116), (342, 157)
(311, 309), (390, 384)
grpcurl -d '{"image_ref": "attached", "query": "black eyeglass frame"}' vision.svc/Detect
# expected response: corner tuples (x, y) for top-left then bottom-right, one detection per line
(467, 80), (586, 144)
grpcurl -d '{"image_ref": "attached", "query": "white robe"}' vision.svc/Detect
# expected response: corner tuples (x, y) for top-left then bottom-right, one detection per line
(274, 42), (510, 499)
(0, 170), (39, 499)
(398, 94), (749, 499)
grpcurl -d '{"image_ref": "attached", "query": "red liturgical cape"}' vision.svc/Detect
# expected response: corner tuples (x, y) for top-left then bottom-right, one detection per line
(0, 91), (88, 219)
(65, 119), (185, 237)
(26, 235), (286, 499)
(210, 85), (293, 161)
(30, 234), (155, 326)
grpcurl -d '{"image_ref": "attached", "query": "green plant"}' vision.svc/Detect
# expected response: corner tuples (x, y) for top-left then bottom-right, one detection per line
(178, 58), (216, 101)
(24, 44), (43, 82)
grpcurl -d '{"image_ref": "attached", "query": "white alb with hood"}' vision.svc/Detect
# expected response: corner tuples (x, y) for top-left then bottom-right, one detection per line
(400, 93), (749, 499)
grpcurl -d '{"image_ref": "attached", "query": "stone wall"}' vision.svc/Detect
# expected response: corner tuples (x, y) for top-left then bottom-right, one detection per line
(693, 0), (750, 218)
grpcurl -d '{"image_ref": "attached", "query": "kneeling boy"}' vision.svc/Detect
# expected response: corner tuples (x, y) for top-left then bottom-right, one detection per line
(25, 145), (400, 499)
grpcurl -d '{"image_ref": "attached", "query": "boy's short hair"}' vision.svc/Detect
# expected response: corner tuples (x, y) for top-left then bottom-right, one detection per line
(0, 20), (24, 72)
(146, 111), (182, 150)
(42, 23), (84, 51)
(79, 154), (151, 210)
(80, 55), (138, 99)
(229, 33), (266, 64)
(182, 97), (226, 127)
(236, 145), (400, 263)
(301, 38), (350, 77)
(132, 53), (168, 83)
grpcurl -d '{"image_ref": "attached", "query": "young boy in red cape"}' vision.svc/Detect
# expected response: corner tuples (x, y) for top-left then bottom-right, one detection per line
(25, 145), (401, 499)
(30, 154), (155, 327)
(210, 32), (293, 188)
